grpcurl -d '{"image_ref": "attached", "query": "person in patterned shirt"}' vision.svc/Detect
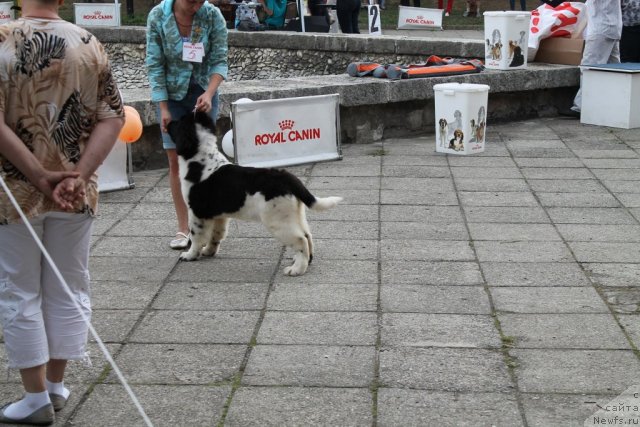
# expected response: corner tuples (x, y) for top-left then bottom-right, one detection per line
(0, 0), (124, 422)
(622, 0), (640, 61)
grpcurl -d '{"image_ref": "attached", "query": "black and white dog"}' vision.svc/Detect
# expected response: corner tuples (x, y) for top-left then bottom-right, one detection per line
(167, 111), (342, 276)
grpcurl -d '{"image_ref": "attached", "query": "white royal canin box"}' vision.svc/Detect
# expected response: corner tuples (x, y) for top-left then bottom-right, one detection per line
(397, 6), (443, 30)
(74, 3), (121, 27)
(581, 63), (640, 129)
(483, 11), (530, 70)
(434, 83), (489, 155)
(0, 2), (14, 23)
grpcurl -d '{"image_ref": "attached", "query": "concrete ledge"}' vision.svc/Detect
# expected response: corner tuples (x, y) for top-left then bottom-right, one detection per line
(123, 62), (579, 131)
(90, 26), (485, 59)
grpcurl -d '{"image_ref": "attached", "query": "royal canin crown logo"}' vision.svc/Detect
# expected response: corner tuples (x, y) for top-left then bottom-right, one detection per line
(255, 119), (320, 146)
(82, 10), (114, 19)
(279, 120), (294, 130)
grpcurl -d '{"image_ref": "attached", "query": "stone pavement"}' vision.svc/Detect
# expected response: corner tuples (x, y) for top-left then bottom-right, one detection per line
(2, 117), (640, 426)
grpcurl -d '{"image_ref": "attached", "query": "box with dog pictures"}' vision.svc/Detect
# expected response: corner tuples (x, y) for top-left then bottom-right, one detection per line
(484, 11), (530, 70)
(434, 83), (489, 155)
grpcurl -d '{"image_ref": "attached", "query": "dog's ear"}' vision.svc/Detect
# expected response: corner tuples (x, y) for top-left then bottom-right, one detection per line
(194, 111), (216, 133)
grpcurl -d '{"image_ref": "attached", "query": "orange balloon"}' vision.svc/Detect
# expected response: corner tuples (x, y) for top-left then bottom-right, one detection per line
(119, 106), (143, 143)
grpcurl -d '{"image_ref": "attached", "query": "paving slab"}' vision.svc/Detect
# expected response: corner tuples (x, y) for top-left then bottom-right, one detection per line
(72, 384), (231, 427)
(379, 347), (513, 392)
(521, 393), (617, 427)
(242, 345), (375, 387)
(453, 178), (530, 192)
(91, 309), (143, 343)
(225, 386), (372, 426)
(528, 179), (609, 193)
(381, 205), (463, 223)
(380, 189), (459, 205)
(568, 241), (640, 263)
(521, 167), (593, 180)
(618, 314), (640, 347)
(462, 206), (550, 223)
(129, 310), (260, 344)
(267, 282), (377, 311)
(458, 191), (539, 207)
(381, 222), (468, 240)
(257, 312), (377, 345)
(491, 287), (608, 314)
(481, 263), (590, 288)
(451, 167), (523, 179)
(381, 313), (501, 348)
(152, 282), (269, 311)
(475, 241), (574, 263)
(381, 177), (454, 191)
(382, 165), (451, 178)
(614, 192), (640, 208)
(91, 280), (163, 310)
(381, 261), (483, 286)
(380, 240), (475, 262)
(512, 349), (640, 394)
(536, 192), (621, 208)
(546, 207), (638, 224)
(498, 314), (631, 349)
(90, 256), (177, 282)
(105, 344), (245, 384)
(381, 284), (490, 314)
(600, 288), (640, 314)
(468, 223), (561, 241)
(276, 259), (378, 284)
(557, 224), (640, 242)
(582, 263), (640, 288)
(377, 389), (523, 427)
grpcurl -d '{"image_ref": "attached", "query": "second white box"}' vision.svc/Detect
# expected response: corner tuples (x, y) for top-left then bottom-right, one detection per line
(483, 11), (530, 70)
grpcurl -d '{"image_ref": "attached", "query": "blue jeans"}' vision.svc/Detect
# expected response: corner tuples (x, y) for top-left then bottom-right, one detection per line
(158, 79), (220, 150)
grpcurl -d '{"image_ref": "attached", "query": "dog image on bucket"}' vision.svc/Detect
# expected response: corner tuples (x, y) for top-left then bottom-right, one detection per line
(438, 109), (465, 153)
(486, 29), (502, 61)
(469, 106), (486, 144)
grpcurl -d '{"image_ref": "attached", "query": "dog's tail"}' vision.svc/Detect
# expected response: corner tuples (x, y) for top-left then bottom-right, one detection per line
(309, 196), (343, 211)
(287, 172), (342, 211)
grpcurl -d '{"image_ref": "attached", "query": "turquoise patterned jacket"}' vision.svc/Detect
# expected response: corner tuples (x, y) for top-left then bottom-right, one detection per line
(146, 0), (228, 103)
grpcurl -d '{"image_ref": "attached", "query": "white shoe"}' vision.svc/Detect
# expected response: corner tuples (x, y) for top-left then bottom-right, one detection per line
(169, 232), (190, 250)
(445, 12), (449, 16)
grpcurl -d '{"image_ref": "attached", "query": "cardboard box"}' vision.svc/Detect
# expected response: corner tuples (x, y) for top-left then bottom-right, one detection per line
(534, 37), (585, 65)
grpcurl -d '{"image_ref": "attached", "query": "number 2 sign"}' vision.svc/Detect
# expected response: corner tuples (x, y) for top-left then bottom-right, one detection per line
(368, 4), (382, 36)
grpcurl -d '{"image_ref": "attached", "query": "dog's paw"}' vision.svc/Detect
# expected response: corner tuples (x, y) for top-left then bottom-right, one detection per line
(201, 243), (219, 257)
(179, 251), (198, 262)
(284, 265), (305, 276)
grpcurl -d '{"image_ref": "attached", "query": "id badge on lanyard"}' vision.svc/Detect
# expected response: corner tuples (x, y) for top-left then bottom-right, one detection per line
(182, 36), (204, 63)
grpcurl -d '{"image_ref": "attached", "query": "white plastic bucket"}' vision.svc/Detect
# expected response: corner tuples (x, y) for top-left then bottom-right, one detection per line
(484, 11), (530, 70)
(434, 83), (490, 155)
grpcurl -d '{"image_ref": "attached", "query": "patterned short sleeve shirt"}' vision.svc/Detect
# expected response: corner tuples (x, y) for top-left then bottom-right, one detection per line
(0, 18), (124, 224)
(623, 0), (640, 26)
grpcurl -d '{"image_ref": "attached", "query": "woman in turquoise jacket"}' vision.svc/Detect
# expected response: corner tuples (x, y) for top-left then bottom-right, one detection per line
(146, 0), (228, 249)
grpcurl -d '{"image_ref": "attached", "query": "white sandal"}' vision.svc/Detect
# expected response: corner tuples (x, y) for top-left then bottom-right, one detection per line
(169, 232), (190, 250)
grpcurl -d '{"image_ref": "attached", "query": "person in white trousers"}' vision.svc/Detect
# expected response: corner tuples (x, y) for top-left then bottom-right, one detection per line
(542, 0), (622, 118)
(0, 0), (125, 422)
